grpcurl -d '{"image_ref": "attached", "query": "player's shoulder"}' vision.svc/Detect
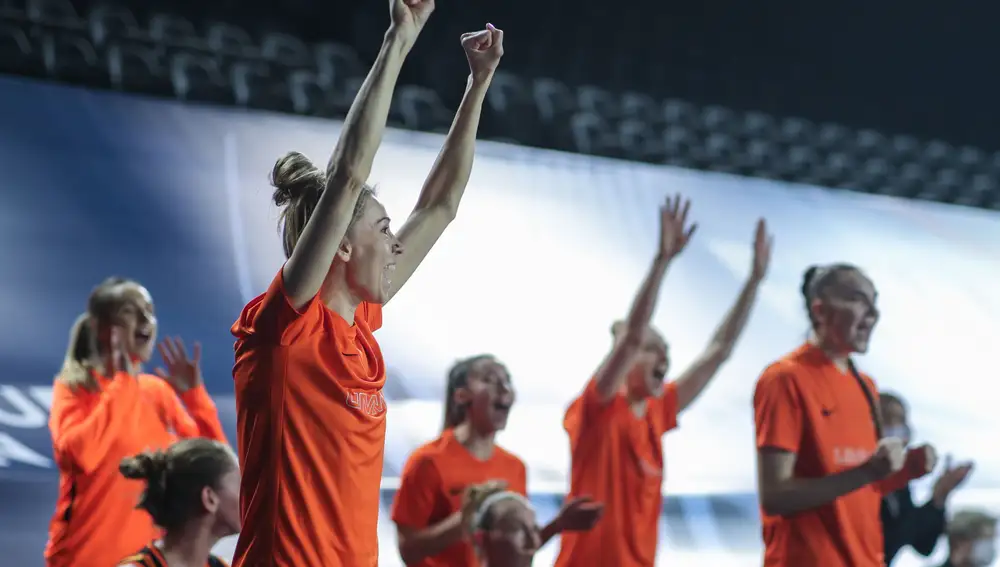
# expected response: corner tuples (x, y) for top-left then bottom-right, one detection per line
(754, 357), (807, 397)
(403, 434), (451, 470)
(135, 373), (171, 393)
(494, 444), (528, 472)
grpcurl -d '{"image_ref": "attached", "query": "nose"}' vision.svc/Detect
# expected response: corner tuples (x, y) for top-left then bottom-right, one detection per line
(392, 235), (404, 256)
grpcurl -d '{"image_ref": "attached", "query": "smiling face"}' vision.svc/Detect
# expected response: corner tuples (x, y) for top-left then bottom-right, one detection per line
(341, 196), (402, 304)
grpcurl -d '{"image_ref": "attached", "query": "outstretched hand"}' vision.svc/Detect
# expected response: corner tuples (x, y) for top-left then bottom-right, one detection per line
(750, 218), (773, 282)
(658, 194), (697, 260)
(555, 496), (605, 532)
(155, 336), (202, 393)
(932, 454), (974, 505)
(462, 24), (504, 82)
(389, 0), (434, 44)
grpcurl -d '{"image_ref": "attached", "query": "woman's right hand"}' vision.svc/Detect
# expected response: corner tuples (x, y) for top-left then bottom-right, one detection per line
(107, 326), (136, 376)
(389, 0), (435, 46)
(658, 194), (697, 260)
(460, 480), (508, 537)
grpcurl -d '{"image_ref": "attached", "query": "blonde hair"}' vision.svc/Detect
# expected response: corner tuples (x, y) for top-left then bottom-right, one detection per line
(55, 313), (101, 392)
(55, 276), (136, 392)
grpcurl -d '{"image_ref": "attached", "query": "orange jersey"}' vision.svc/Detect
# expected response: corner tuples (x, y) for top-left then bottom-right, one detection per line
(118, 544), (230, 567)
(555, 379), (679, 567)
(753, 343), (889, 567)
(391, 429), (528, 567)
(45, 372), (227, 567)
(231, 270), (386, 567)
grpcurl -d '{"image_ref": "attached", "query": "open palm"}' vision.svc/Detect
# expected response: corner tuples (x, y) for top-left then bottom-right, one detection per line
(155, 336), (202, 393)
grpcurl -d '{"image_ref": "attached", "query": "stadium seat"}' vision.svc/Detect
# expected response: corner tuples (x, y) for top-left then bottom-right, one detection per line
(0, 22), (44, 77)
(27, 0), (83, 29)
(261, 31), (312, 68)
(569, 111), (620, 156)
(0, 0), (26, 22)
(392, 85), (451, 133)
(231, 60), (293, 112)
(288, 69), (332, 116)
(702, 133), (741, 173)
(778, 116), (817, 146)
(87, 3), (144, 45)
(743, 139), (777, 176)
(577, 84), (620, 121)
(619, 119), (665, 162)
(700, 105), (738, 134)
(41, 29), (103, 85)
(532, 77), (577, 124)
(741, 111), (779, 141)
(662, 125), (696, 161)
(621, 91), (661, 125)
(314, 41), (363, 89)
(816, 122), (852, 152)
(205, 22), (256, 58)
(483, 71), (543, 144)
(169, 50), (229, 103)
(149, 13), (204, 49)
(106, 39), (171, 95)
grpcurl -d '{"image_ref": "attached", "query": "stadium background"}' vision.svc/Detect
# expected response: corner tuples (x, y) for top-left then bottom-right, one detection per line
(2, 0), (1000, 565)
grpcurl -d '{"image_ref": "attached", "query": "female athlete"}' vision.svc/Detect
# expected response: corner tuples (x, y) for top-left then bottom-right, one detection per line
(230, 4), (506, 565)
(391, 355), (603, 566)
(117, 438), (240, 567)
(45, 277), (227, 567)
(753, 263), (937, 566)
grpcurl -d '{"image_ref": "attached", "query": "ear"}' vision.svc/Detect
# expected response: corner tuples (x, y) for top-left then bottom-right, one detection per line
(454, 386), (473, 405)
(809, 297), (825, 323)
(336, 238), (353, 262)
(201, 485), (220, 514)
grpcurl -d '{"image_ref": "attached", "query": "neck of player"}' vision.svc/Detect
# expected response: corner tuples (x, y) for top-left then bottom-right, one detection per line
(453, 421), (496, 461)
(161, 523), (216, 567)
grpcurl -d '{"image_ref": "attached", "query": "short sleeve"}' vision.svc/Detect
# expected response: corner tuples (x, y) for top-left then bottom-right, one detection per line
(391, 452), (441, 529)
(564, 379), (615, 440)
(510, 458), (528, 496)
(753, 366), (803, 453)
(357, 302), (383, 332)
(652, 382), (680, 436)
(232, 268), (323, 346)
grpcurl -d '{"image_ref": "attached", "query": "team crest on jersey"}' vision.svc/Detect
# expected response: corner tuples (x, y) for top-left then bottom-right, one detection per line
(345, 390), (387, 418)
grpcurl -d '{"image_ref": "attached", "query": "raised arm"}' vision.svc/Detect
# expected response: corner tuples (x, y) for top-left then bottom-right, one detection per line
(387, 25), (505, 301)
(592, 195), (696, 402)
(282, 0), (434, 308)
(674, 219), (771, 411)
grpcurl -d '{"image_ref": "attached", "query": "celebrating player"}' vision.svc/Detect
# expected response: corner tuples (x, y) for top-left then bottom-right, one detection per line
(556, 199), (771, 567)
(753, 264), (937, 566)
(392, 355), (602, 566)
(231, 5), (507, 566)
(45, 277), (227, 567)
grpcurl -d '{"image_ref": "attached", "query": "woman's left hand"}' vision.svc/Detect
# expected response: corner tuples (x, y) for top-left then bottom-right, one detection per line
(155, 336), (202, 393)
(555, 496), (605, 532)
(462, 24), (504, 83)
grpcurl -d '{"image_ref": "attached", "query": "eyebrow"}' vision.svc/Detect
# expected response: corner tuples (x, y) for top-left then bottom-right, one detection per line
(377, 216), (391, 225)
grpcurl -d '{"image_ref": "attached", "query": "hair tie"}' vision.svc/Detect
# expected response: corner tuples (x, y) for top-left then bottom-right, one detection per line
(473, 491), (532, 532)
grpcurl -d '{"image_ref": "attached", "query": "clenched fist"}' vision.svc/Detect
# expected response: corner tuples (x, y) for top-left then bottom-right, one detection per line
(865, 437), (906, 479)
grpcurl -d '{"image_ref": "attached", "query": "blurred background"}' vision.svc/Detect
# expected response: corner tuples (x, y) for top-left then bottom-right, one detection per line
(1, 0), (999, 565)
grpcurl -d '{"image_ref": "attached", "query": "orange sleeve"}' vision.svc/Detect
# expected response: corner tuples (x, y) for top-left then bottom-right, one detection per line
(237, 268), (324, 347)
(49, 372), (141, 475)
(391, 452), (442, 529)
(358, 302), (383, 332)
(653, 382), (680, 436)
(563, 378), (616, 448)
(153, 378), (229, 443)
(511, 459), (528, 496)
(753, 366), (803, 453)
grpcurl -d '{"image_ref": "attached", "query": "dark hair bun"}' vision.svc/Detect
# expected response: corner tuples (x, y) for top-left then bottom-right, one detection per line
(800, 265), (819, 300)
(119, 450), (168, 482)
(270, 151), (325, 207)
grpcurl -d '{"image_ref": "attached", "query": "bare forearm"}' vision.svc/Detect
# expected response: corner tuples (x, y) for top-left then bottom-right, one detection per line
(762, 464), (877, 517)
(539, 520), (559, 546)
(398, 513), (464, 564)
(624, 254), (671, 337)
(328, 30), (412, 180)
(714, 276), (760, 345)
(415, 76), (490, 213)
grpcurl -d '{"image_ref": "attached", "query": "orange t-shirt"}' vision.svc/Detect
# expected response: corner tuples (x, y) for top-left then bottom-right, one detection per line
(231, 269), (386, 567)
(45, 372), (227, 567)
(554, 379), (680, 567)
(753, 343), (887, 567)
(390, 429), (528, 567)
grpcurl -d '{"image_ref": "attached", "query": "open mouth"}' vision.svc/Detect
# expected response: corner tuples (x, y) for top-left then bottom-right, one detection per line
(493, 401), (512, 415)
(383, 263), (396, 286)
(134, 329), (153, 345)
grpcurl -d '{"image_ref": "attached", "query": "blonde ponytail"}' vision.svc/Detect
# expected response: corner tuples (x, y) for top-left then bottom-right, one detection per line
(55, 313), (100, 392)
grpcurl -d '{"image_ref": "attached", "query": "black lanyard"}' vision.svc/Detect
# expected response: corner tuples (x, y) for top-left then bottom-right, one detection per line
(847, 359), (883, 439)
